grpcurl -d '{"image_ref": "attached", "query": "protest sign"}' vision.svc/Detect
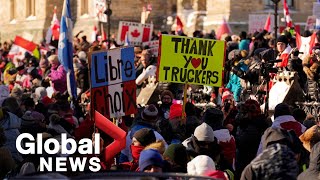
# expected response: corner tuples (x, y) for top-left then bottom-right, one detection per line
(158, 35), (225, 87)
(90, 47), (137, 119)
(248, 14), (275, 34)
(142, 40), (159, 56)
(93, 0), (107, 22)
(117, 21), (153, 46)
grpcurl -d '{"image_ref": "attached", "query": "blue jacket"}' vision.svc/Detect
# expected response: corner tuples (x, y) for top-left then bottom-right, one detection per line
(0, 112), (22, 162)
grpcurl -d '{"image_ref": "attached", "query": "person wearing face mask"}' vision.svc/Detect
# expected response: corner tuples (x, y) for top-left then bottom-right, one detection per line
(120, 128), (156, 171)
(46, 55), (67, 94)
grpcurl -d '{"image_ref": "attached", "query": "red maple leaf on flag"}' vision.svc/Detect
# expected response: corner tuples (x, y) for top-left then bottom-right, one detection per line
(131, 29), (140, 38)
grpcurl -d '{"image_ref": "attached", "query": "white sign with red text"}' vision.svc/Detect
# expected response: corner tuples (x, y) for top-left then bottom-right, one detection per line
(142, 40), (159, 56)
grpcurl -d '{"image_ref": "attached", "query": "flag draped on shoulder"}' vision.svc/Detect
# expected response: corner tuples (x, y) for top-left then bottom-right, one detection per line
(58, 0), (77, 99)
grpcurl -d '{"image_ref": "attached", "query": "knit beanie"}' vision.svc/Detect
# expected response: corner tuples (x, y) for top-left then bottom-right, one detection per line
(277, 35), (288, 45)
(221, 89), (233, 103)
(203, 108), (224, 128)
(299, 125), (320, 152)
(141, 104), (158, 121)
(187, 155), (216, 176)
(139, 149), (164, 171)
(274, 103), (292, 119)
(160, 90), (174, 100)
(163, 144), (188, 167)
(169, 104), (184, 120)
(133, 128), (156, 147)
(194, 123), (215, 142)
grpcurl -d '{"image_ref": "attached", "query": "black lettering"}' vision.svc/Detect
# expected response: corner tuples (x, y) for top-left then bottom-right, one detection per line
(201, 57), (208, 69)
(93, 89), (105, 115)
(94, 56), (105, 83)
(180, 68), (187, 82)
(181, 38), (190, 54)
(189, 40), (197, 54)
(109, 56), (118, 81)
(183, 55), (192, 68)
(201, 71), (206, 84)
(172, 67), (179, 81)
(171, 38), (182, 53)
(195, 70), (202, 83)
(125, 89), (136, 111)
(117, 59), (123, 78)
(206, 71), (212, 84)
(163, 67), (170, 80)
(187, 69), (194, 82)
(106, 93), (113, 113)
(211, 71), (219, 84)
(207, 41), (216, 56)
(124, 61), (133, 78)
(199, 40), (207, 55)
(114, 92), (122, 113)
(121, 84), (125, 111)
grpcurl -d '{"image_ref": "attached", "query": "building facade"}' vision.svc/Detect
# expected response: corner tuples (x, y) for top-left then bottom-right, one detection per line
(0, 0), (317, 43)
(0, 0), (177, 43)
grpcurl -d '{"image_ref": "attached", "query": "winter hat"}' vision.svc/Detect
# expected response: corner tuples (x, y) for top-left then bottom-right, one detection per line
(39, 58), (49, 68)
(163, 144), (188, 167)
(169, 104), (184, 120)
(277, 35), (288, 45)
(221, 89), (233, 103)
(203, 108), (224, 128)
(22, 111), (45, 122)
(274, 103), (292, 118)
(160, 90), (174, 100)
(244, 99), (261, 118)
(139, 149), (164, 171)
(141, 104), (158, 121)
(194, 123), (215, 142)
(205, 170), (228, 180)
(145, 140), (166, 155)
(187, 155), (216, 176)
(133, 128), (156, 147)
(292, 108), (306, 123)
(78, 51), (87, 62)
(299, 125), (320, 152)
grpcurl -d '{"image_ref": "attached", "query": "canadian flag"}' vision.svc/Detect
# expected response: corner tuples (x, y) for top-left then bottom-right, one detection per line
(8, 36), (37, 60)
(296, 32), (316, 60)
(91, 25), (98, 42)
(283, 0), (293, 28)
(117, 21), (153, 46)
(51, 6), (60, 40)
(264, 14), (271, 32)
(216, 18), (232, 40)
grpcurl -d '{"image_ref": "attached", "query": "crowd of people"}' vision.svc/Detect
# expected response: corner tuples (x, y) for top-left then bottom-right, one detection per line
(1, 27), (320, 180)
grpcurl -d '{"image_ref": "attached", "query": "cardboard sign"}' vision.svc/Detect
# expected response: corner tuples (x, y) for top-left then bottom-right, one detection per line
(306, 16), (316, 31)
(93, 0), (107, 22)
(158, 35), (225, 87)
(248, 14), (275, 33)
(142, 40), (159, 56)
(90, 47), (137, 119)
(117, 21), (153, 46)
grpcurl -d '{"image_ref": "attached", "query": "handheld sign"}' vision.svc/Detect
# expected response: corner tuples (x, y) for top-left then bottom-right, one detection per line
(158, 35), (226, 87)
(117, 21), (153, 46)
(90, 47), (137, 119)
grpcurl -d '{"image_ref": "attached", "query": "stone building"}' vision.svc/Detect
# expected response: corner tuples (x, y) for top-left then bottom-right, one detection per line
(0, 0), (177, 43)
(0, 0), (317, 43)
(177, 0), (317, 36)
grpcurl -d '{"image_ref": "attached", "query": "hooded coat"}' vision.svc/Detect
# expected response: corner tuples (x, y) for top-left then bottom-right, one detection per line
(298, 141), (320, 180)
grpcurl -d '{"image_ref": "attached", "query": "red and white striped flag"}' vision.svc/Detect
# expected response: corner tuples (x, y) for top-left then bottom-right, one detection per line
(283, 0), (293, 28)
(8, 36), (38, 60)
(264, 14), (271, 32)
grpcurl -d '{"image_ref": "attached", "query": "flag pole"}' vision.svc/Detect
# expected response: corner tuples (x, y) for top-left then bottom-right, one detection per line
(182, 81), (188, 123)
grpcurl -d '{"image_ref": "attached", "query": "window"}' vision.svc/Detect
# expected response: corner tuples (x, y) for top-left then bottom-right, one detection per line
(81, 0), (89, 15)
(10, 0), (16, 20)
(264, 0), (294, 8)
(26, 0), (36, 17)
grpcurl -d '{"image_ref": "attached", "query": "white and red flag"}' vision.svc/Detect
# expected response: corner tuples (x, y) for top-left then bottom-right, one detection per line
(91, 25), (98, 42)
(45, 6), (60, 44)
(216, 17), (232, 40)
(283, 0), (293, 28)
(8, 36), (38, 60)
(264, 14), (271, 32)
(117, 21), (153, 46)
(176, 16), (184, 35)
(296, 32), (317, 60)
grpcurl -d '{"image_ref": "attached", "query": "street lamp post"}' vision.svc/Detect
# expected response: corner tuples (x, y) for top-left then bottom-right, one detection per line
(105, 0), (112, 49)
(272, 0), (280, 47)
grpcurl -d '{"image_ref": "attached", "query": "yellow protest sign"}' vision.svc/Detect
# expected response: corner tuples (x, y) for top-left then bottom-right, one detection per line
(158, 35), (226, 87)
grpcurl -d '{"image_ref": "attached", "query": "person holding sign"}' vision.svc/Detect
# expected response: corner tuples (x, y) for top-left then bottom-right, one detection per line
(135, 49), (157, 93)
